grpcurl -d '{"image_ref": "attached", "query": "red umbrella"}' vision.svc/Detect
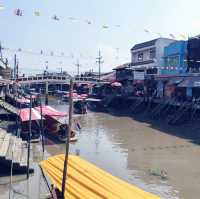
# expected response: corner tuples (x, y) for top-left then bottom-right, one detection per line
(111, 82), (122, 87)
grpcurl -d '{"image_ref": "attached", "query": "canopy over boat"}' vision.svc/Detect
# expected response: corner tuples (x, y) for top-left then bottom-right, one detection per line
(35, 105), (67, 117)
(40, 154), (160, 199)
(19, 108), (41, 122)
(85, 98), (102, 102)
(16, 97), (30, 104)
(111, 81), (122, 87)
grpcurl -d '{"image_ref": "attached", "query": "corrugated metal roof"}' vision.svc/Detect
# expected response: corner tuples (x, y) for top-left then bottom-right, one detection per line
(131, 39), (158, 51)
(40, 154), (160, 199)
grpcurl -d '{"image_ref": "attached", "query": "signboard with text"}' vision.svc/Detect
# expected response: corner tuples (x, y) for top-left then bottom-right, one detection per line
(134, 71), (145, 80)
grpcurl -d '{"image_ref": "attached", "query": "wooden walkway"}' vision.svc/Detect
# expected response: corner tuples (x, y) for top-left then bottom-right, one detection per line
(0, 99), (18, 114)
(0, 128), (33, 174)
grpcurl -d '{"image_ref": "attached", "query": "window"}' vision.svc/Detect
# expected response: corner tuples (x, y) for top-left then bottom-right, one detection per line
(138, 53), (143, 61)
(150, 48), (156, 59)
(164, 55), (179, 69)
(169, 56), (179, 67)
(164, 57), (168, 67)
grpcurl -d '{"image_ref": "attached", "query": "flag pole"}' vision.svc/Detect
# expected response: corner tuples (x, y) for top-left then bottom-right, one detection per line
(40, 91), (45, 153)
(61, 78), (73, 199)
(27, 94), (32, 179)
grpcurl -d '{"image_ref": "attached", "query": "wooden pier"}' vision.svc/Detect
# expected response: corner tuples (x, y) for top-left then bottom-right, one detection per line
(0, 99), (18, 115)
(0, 128), (33, 174)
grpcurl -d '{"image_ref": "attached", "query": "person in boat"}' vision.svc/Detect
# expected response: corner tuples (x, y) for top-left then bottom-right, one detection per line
(74, 100), (87, 114)
(58, 124), (75, 139)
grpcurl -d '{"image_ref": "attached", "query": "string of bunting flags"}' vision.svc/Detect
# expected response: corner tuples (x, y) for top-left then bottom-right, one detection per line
(1, 46), (186, 70)
(2, 46), (75, 59)
(0, 5), (188, 40)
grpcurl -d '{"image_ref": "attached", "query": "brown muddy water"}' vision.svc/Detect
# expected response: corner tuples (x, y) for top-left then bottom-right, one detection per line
(1, 100), (200, 199)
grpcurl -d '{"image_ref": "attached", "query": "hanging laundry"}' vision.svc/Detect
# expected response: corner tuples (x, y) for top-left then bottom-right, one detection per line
(34, 11), (40, 16)
(52, 15), (59, 21)
(14, 9), (23, 16)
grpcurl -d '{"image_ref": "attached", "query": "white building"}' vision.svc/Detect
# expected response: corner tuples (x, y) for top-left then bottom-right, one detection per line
(130, 38), (175, 75)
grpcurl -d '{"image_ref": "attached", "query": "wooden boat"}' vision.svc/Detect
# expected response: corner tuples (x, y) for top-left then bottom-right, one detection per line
(19, 108), (41, 142)
(62, 91), (77, 102)
(40, 154), (160, 199)
(5, 93), (39, 108)
(34, 106), (77, 142)
(73, 97), (87, 114)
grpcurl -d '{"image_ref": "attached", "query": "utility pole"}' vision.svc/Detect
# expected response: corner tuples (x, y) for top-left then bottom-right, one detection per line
(96, 50), (103, 82)
(61, 78), (73, 199)
(0, 42), (2, 60)
(14, 54), (17, 79)
(16, 59), (19, 80)
(75, 60), (80, 81)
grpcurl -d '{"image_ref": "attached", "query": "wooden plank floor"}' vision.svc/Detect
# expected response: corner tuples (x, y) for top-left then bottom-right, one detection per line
(0, 128), (32, 173)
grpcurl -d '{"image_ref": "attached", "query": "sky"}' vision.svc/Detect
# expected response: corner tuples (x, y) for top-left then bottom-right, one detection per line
(0, 0), (200, 75)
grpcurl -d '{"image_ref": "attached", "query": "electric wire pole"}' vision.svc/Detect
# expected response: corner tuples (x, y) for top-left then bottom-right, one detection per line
(96, 50), (103, 82)
(75, 60), (80, 81)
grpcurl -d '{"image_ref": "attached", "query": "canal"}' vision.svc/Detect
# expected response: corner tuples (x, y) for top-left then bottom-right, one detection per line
(1, 99), (200, 199)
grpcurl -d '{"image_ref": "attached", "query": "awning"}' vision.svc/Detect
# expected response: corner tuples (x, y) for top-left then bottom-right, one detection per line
(19, 108), (41, 122)
(177, 76), (200, 87)
(111, 81), (122, 87)
(34, 106), (67, 117)
(40, 154), (160, 199)
(166, 77), (183, 85)
(16, 97), (30, 104)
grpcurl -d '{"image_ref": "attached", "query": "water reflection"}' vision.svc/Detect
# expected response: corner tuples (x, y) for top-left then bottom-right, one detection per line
(1, 100), (200, 198)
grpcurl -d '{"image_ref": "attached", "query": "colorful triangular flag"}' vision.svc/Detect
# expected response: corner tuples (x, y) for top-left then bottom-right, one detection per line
(180, 34), (187, 40)
(85, 20), (92, 24)
(52, 15), (59, 21)
(14, 9), (23, 16)
(34, 11), (40, 16)
(102, 25), (109, 29)
(169, 33), (176, 39)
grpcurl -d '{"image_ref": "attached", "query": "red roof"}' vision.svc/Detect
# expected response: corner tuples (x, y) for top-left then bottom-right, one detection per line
(100, 72), (116, 82)
(19, 108), (41, 122)
(34, 106), (67, 117)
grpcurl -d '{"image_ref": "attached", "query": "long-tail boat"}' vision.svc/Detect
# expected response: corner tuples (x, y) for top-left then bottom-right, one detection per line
(34, 105), (77, 142)
(40, 154), (160, 199)
(19, 107), (41, 142)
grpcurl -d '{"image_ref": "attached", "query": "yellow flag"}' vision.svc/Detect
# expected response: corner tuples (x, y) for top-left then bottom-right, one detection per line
(102, 25), (109, 29)
(180, 34), (187, 40)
